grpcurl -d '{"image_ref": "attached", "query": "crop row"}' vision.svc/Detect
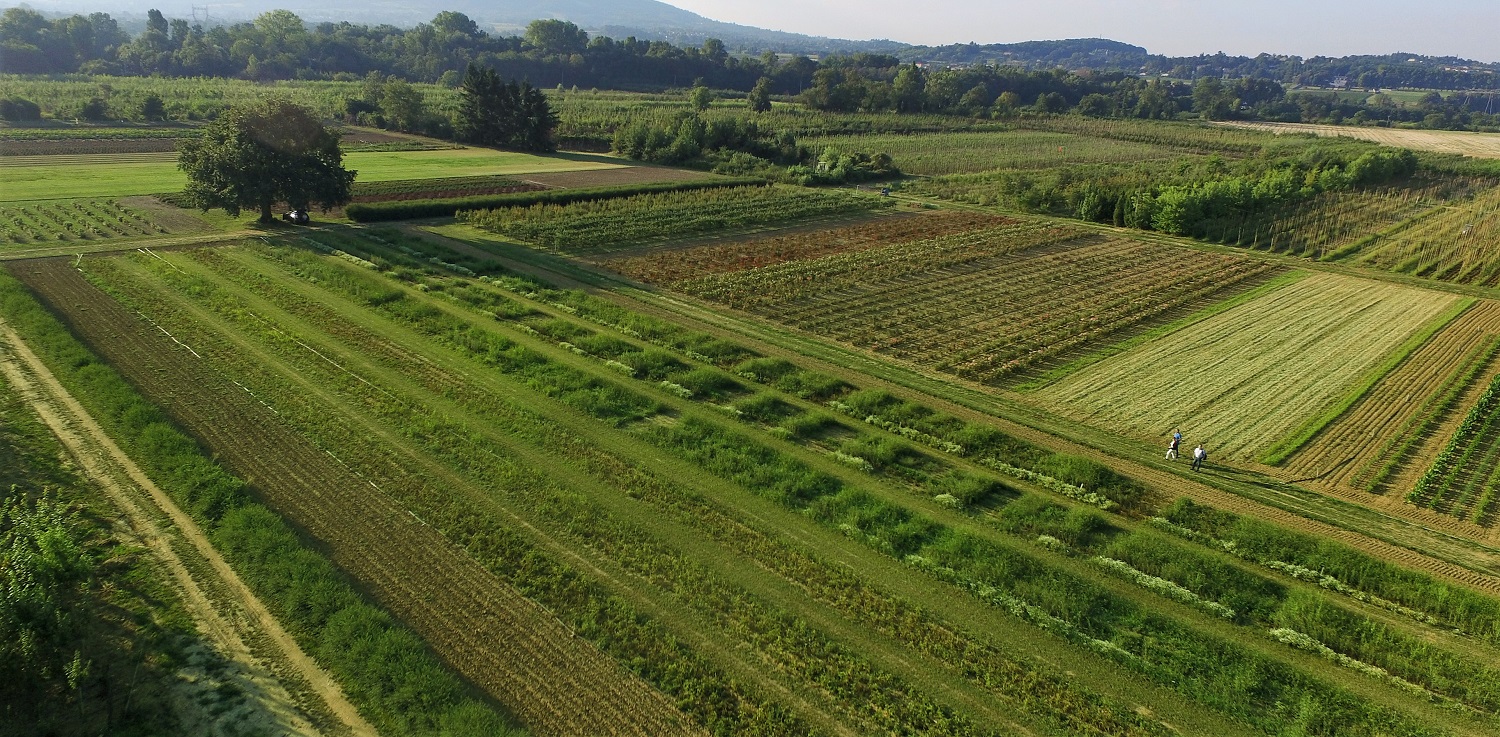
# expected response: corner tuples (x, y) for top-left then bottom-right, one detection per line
(1353, 182), (1500, 286)
(677, 219), (1080, 308)
(255, 229), (1500, 732)
(0, 268), (524, 737)
(457, 185), (889, 253)
(0, 199), (166, 244)
(1409, 366), (1500, 524)
(1349, 336), (1500, 492)
(686, 230), (1275, 384)
(345, 177), (761, 222)
(101, 243), (1165, 736)
(798, 130), (1182, 176)
(1205, 174), (1480, 258)
(605, 210), (1011, 285)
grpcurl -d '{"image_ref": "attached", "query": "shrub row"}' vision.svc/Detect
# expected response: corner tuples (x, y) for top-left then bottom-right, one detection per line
(344, 177), (764, 222)
(1161, 498), (1500, 645)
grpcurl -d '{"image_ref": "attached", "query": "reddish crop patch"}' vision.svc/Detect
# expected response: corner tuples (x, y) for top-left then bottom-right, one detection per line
(606, 211), (1010, 283)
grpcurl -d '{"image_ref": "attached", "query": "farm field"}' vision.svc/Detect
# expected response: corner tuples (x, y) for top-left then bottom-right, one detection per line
(1217, 121), (1500, 159)
(648, 220), (1280, 385)
(1032, 273), (1463, 461)
(1409, 367), (1500, 526)
(1284, 299), (1500, 502)
(3, 228), (1497, 736)
(0, 147), (627, 201)
(798, 130), (1185, 175)
(6, 81), (1500, 736)
(6, 257), (695, 736)
(1351, 182), (1500, 283)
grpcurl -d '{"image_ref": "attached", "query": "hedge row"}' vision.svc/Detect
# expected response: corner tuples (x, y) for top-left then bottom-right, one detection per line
(345, 177), (766, 222)
(0, 270), (523, 737)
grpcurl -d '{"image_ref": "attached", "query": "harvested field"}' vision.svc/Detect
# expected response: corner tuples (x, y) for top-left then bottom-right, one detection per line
(1034, 273), (1461, 460)
(1287, 300), (1500, 491)
(1216, 121), (1500, 159)
(605, 210), (1011, 282)
(6, 259), (701, 737)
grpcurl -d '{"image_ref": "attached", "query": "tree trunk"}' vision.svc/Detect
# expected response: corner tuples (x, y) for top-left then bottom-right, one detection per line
(260, 200), (274, 223)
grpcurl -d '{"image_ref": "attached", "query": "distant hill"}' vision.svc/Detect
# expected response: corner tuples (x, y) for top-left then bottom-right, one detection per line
(7, 0), (909, 54)
(899, 39), (1149, 67)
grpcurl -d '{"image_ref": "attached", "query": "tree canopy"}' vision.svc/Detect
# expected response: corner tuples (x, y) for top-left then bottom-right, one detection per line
(455, 64), (558, 152)
(177, 99), (355, 222)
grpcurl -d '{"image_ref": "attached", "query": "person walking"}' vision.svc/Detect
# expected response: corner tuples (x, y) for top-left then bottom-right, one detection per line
(1165, 432), (1181, 460)
(1191, 444), (1207, 472)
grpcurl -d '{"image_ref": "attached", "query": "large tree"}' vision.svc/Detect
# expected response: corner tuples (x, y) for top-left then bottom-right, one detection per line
(454, 64), (558, 152)
(178, 99), (354, 222)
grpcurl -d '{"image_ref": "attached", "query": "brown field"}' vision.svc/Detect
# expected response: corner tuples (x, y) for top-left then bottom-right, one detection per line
(606, 210), (1011, 283)
(6, 258), (701, 737)
(518, 165), (721, 189)
(0, 138), (180, 156)
(1216, 121), (1500, 159)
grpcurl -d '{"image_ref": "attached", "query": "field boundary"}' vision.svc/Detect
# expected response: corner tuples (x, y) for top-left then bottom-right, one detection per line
(1261, 296), (1475, 465)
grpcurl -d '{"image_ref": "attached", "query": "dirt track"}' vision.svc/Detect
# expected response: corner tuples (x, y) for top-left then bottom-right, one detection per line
(7, 259), (699, 737)
(0, 316), (368, 737)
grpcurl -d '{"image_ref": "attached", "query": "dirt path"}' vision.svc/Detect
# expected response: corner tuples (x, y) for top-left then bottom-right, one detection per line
(0, 316), (377, 737)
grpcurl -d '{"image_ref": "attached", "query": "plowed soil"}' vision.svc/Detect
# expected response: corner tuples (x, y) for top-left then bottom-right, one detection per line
(6, 259), (699, 737)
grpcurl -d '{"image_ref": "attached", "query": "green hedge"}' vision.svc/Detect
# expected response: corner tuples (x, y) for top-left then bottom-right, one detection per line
(345, 177), (766, 222)
(0, 270), (523, 737)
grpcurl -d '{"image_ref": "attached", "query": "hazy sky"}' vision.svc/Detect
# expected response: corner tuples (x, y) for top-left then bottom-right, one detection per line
(666, 0), (1500, 62)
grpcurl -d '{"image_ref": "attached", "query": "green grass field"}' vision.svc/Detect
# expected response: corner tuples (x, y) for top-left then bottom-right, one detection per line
(1033, 273), (1460, 460)
(0, 148), (625, 202)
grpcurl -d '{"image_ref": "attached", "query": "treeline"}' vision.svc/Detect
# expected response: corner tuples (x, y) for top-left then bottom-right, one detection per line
(916, 143), (1424, 240)
(611, 111), (898, 184)
(2, 7), (1494, 131)
(905, 40), (1499, 94)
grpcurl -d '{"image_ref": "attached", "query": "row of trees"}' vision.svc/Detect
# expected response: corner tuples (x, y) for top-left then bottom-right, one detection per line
(3, 7), (1495, 130)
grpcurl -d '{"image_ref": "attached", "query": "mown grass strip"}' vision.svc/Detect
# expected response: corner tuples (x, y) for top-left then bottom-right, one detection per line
(1261, 296), (1475, 466)
(0, 269), (524, 737)
(1015, 270), (1308, 393)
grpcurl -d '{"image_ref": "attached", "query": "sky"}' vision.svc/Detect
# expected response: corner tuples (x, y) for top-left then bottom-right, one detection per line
(665, 0), (1500, 62)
